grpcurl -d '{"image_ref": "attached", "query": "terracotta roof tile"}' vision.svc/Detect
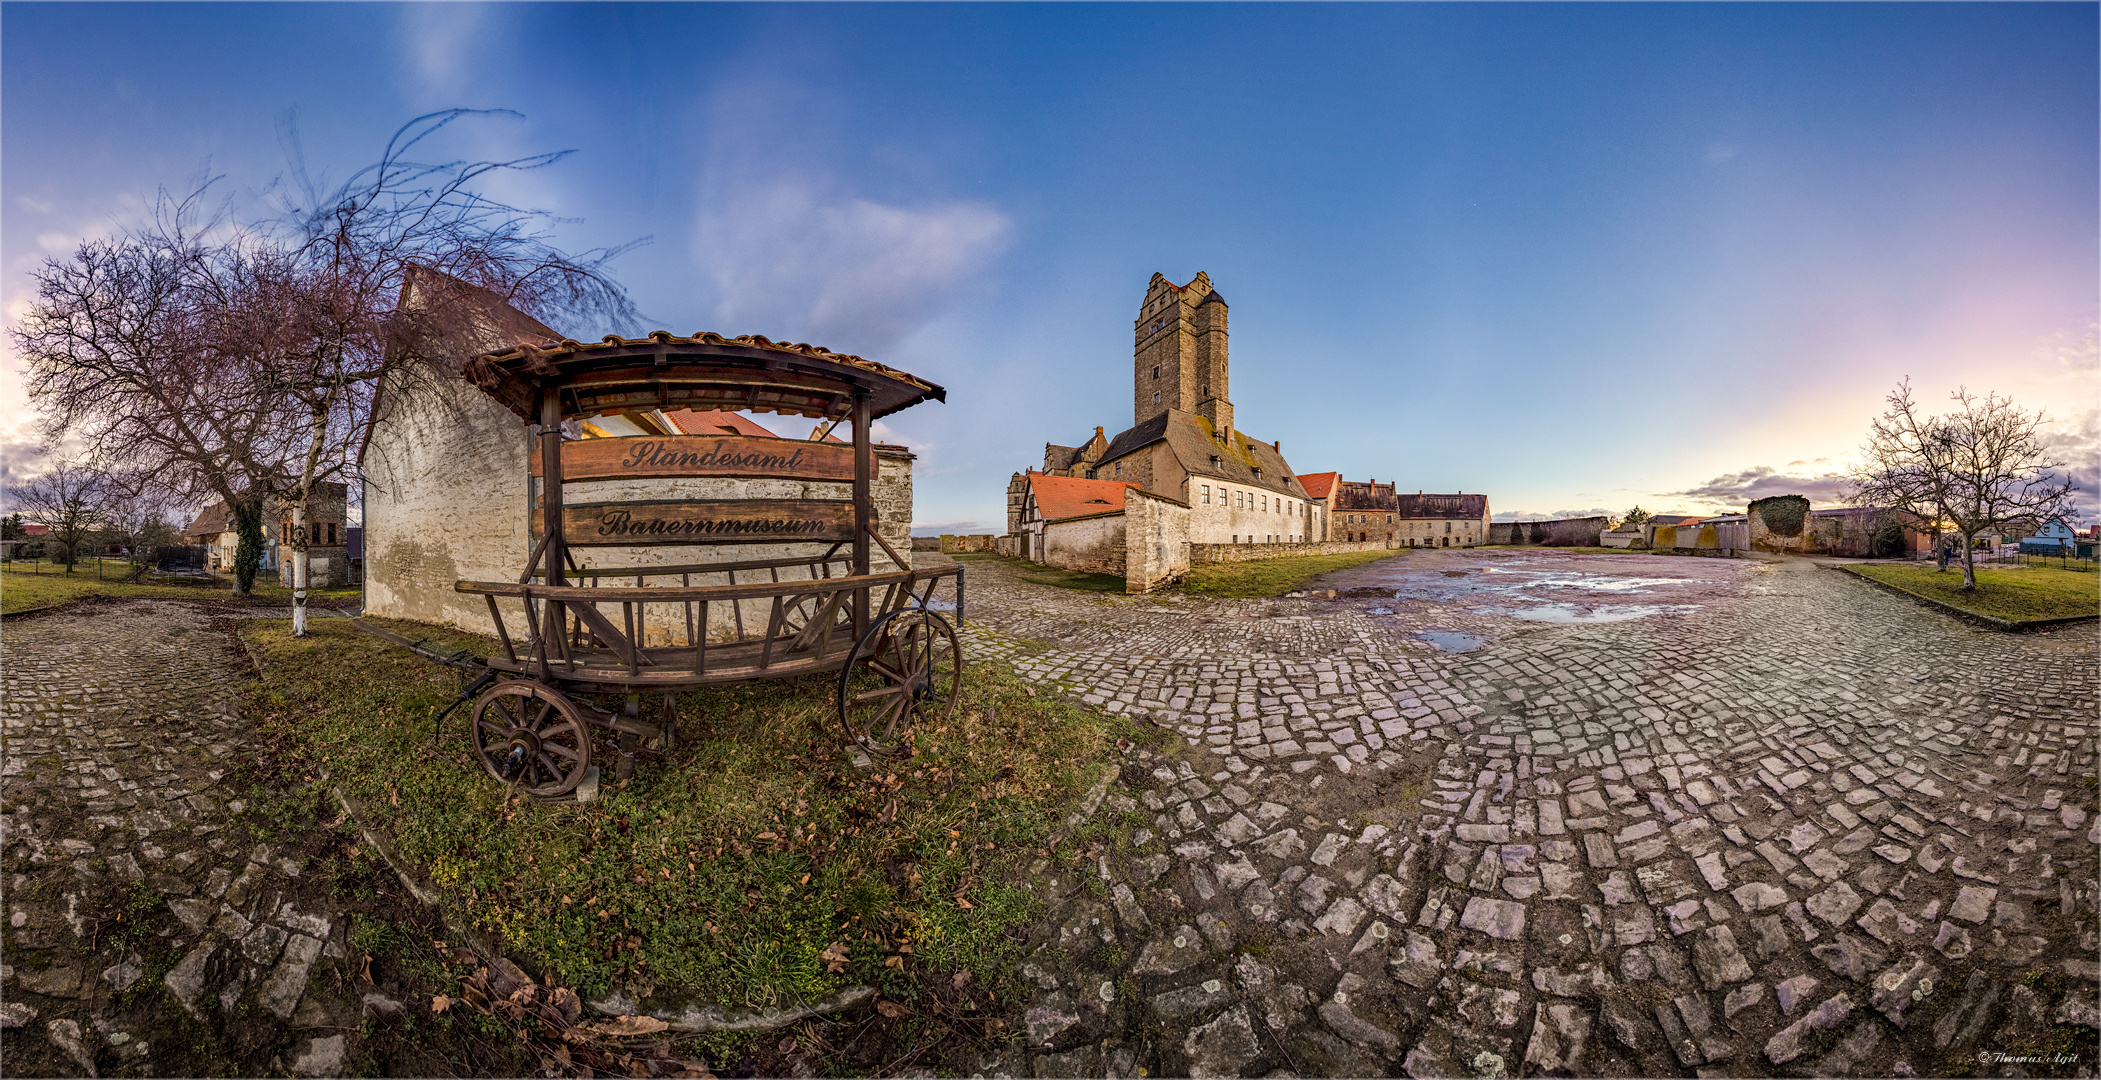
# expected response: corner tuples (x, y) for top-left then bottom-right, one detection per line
(1298, 472), (1339, 500)
(664, 410), (782, 438)
(1027, 473), (1140, 522)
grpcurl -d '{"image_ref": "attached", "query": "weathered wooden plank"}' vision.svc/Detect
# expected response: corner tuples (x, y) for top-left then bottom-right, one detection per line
(546, 499), (856, 546)
(532, 435), (853, 482)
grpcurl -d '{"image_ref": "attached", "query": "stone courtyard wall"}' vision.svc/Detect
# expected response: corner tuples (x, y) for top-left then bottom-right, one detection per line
(1188, 538), (1393, 565)
(1042, 513), (1127, 576)
(1489, 517), (1610, 546)
(1123, 489), (1191, 594)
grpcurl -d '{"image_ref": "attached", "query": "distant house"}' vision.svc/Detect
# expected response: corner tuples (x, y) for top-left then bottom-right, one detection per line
(1322, 480), (1489, 547)
(2019, 518), (2080, 555)
(183, 482), (354, 585)
(1298, 472), (1340, 541)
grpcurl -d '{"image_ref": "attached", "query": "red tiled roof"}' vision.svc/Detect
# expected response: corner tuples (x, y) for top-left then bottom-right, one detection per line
(1298, 472), (1339, 500)
(664, 410), (782, 438)
(1027, 473), (1140, 522)
(20, 523), (50, 537)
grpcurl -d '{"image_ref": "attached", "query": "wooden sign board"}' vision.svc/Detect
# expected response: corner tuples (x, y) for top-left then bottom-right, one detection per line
(532, 436), (853, 483)
(544, 500), (856, 546)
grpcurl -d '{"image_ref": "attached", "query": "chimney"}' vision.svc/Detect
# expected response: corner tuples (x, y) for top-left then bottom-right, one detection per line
(1095, 426), (1104, 438)
(1274, 440), (1280, 451)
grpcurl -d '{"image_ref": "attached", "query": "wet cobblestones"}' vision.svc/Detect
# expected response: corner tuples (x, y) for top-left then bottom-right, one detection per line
(936, 551), (2101, 1077)
(1, 601), (351, 1076)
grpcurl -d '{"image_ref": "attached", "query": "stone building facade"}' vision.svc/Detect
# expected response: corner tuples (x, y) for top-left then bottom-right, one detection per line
(1393, 492), (1490, 548)
(1323, 482), (1491, 547)
(361, 279), (913, 639)
(1007, 273), (1321, 549)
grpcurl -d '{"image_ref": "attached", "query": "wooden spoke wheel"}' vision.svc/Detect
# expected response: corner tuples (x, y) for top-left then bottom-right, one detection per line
(837, 608), (961, 756)
(469, 680), (593, 798)
(779, 591), (847, 653)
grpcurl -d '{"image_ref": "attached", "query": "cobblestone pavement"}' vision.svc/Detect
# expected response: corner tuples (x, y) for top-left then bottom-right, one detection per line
(1, 601), (361, 1077)
(932, 551), (2101, 1077)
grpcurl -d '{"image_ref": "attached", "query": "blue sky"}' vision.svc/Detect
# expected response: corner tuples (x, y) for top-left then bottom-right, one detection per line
(5, 3), (2095, 529)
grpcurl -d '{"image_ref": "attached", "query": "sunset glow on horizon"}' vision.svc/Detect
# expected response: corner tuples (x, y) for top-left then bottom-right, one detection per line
(3, 4), (2093, 527)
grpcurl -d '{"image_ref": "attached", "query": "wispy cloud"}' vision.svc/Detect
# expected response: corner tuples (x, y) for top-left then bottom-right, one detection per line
(1669, 466), (1855, 508)
(0, 435), (52, 512)
(694, 174), (1010, 355)
(1492, 508), (1614, 522)
(690, 79), (1013, 357)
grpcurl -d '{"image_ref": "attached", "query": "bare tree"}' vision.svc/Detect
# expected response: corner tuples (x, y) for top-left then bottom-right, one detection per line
(98, 473), (185, 571)
(17, 111), (640, 630)
(1852, 380), (2076, 589)
(243, 110), (640, 634)
(14, 461), (110, 573)
(13, 199), (290, 594)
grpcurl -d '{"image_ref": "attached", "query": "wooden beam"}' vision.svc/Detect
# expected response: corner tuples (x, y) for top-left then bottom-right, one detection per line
(530, 435), (854, 483)
(545, 499), (856, 546)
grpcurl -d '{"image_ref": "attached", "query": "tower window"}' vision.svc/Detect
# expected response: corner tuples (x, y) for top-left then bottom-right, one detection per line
(1153, 392), (1160, 405)
(1153, 365), (1160, 379)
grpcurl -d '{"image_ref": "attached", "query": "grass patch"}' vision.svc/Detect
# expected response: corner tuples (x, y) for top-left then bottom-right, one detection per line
(239, 616), (1147, 1017)
(1178, 548), (1407, 598)
(1849, 562), (2098, 623)
(0, 561), (360, 615)
(951, 552), (1127, 593)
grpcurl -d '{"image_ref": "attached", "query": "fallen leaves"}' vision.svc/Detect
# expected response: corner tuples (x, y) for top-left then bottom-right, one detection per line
(873, 999), (909, 1019)
(819, 941), (849, 973)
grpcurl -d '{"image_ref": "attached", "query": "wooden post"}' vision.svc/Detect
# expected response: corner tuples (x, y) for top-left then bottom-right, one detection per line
(852, 390), (872, 643)
(539, 388), (568, 657)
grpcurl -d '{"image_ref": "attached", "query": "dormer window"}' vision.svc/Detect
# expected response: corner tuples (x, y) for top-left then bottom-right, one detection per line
(1251, 467), (1262, 480)
(1210, 455), (1221, 469)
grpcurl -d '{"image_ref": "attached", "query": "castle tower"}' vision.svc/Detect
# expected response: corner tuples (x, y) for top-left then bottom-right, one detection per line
(1133, 272), (1232, 439)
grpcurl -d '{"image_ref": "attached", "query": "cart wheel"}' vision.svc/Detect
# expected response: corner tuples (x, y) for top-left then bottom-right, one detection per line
(779, 591), (847, 652)
(469, 681), (593, 798)
(838, 608), (961, 756)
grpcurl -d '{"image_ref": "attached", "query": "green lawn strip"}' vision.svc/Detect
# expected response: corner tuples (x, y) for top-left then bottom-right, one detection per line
(1845, 563), (2099, 623)
(239, 617), (1150, 1028)
(0, 562), (360, 615)
(1178, 549), (1407, 598)
(951, 552), (1127, 593)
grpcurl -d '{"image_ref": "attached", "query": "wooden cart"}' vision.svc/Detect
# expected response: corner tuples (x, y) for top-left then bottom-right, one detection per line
(356, 332), (964, 798)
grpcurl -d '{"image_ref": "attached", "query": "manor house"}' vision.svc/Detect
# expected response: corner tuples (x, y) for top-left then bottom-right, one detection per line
(1007, 273), (1321, 550)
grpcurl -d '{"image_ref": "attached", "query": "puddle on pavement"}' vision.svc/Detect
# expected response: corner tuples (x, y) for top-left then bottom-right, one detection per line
(1415, 630), (1487, 652)
(1501, 603), (1699, 624)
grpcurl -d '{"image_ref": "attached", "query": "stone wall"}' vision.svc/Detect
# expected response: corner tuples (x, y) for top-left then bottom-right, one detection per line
(1189, 538), (1394, 565)
(1123, 490), (1191, 594)
(939, 534), (997, 554)
(1042, 513), (1127, 576)
(1489, 517), (1610, 547)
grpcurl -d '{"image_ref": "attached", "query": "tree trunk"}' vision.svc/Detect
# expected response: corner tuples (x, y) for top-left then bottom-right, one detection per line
(291, 501), (309, 636)
(1959, 532), (1978, 590)
(231, 496), (265, 596)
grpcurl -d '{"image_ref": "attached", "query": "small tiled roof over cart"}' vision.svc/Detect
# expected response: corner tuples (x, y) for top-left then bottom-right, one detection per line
(463, 331), (946, 424)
